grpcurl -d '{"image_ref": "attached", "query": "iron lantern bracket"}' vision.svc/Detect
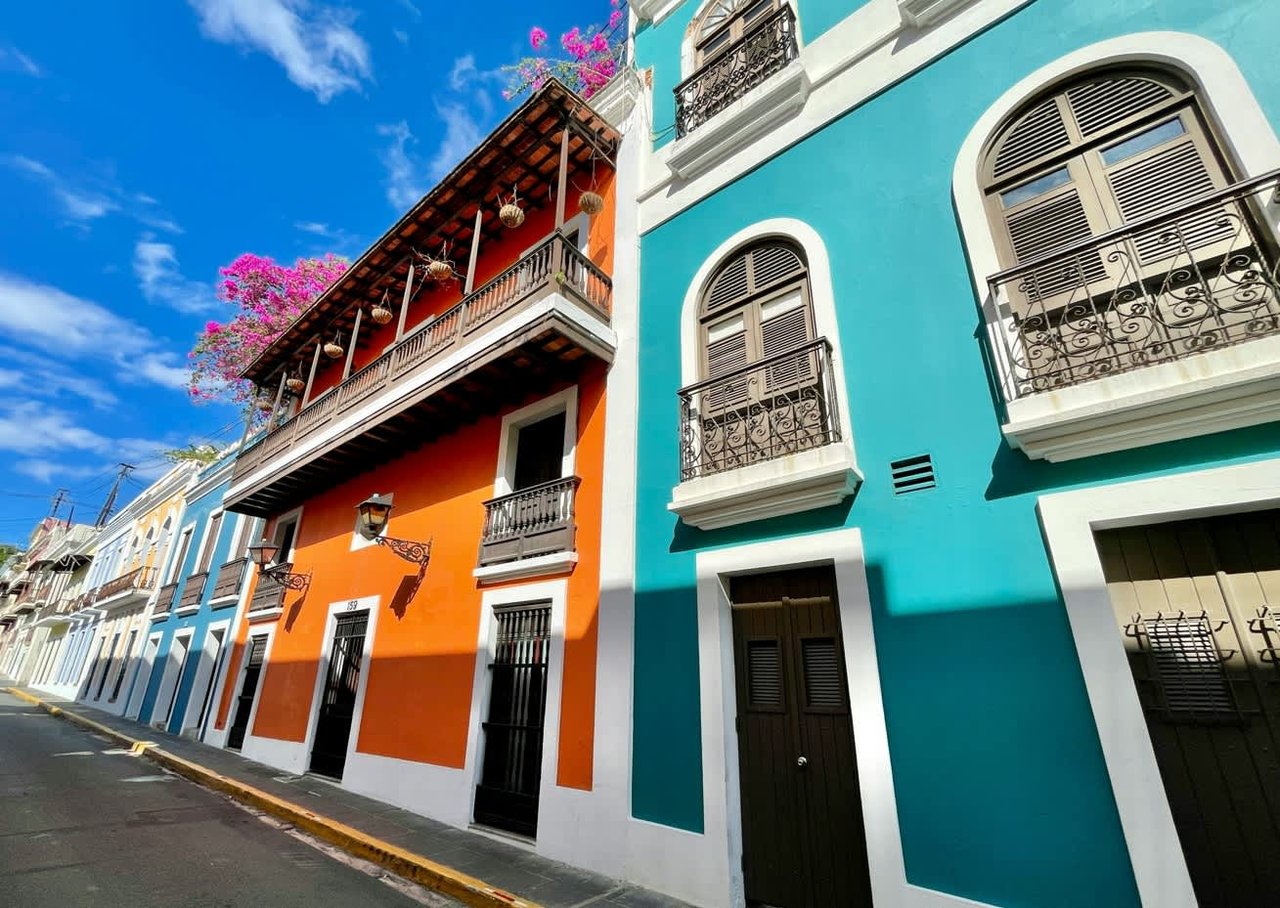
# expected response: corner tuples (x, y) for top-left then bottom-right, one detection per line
(374, 535), (432, 569)
(260, 562), (311, 592)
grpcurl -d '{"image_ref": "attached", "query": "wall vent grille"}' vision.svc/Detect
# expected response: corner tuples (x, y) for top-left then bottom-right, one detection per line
(891, 454), (935, 494)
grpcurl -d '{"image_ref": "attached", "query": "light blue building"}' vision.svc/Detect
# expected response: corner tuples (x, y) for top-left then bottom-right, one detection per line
(135, 450), (259, 737)
(595, 0), (1280, 906)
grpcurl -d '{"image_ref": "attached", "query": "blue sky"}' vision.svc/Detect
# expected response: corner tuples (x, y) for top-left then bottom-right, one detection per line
(0, 0), (594, 543)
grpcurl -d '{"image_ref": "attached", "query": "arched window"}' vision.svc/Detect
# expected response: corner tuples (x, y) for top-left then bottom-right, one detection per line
(688, 239), (834, 476)
(699, 239), (813, 382)
(978, 66), (1279, 391)
(693, 0), (782, 66)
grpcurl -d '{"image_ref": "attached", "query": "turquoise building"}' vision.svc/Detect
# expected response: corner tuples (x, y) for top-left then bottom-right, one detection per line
(595, 0), (1280, 905)
(136, 450), (258, 737)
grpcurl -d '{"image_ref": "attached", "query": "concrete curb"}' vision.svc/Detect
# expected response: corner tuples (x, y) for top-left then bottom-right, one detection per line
(6, 687), (539, 908)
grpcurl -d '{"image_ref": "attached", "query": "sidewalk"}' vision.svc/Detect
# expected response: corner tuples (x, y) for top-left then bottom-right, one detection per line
(5, 684), (693, 908)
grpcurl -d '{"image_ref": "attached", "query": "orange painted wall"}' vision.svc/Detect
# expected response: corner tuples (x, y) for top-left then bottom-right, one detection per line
(216, 165), (615, 790)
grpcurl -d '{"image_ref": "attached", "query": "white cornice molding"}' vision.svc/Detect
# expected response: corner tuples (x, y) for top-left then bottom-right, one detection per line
(897, 0), (976, 28)
(630, 0), (686, 26)
(590, 67), (645, 130)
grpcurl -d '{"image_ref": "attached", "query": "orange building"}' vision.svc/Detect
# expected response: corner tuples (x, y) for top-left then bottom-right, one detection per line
(210, 83), (620, 851)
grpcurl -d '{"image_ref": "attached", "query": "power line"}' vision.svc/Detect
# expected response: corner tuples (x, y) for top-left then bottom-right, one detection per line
(95, 463), (135, 528)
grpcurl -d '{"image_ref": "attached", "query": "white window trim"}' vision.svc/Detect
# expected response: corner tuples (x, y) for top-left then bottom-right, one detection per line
(493, 387), (579, 498)
(229, 626), (278, 756)
(1038, 457), (1280, 908)
(153, 628), (194, 729)
(464, 579), (569, 840)
(168, 524), (197, 585)
(953, 32), (1280, 462)
(125, 630), (164, 719)
(670, 218), (860, 529)
(678, 0), (805, 81)
(695, 528), (996, 908)
(271, 505), (305, 564)
(181, 619), (232, 736)
(298, 595), (380, 778)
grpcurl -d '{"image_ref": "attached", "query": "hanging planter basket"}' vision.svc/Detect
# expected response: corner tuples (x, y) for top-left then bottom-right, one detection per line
(498, 186), (525, 229)
(285, 377), (306, 394)
(427, 259), (453, 282)
(256, 399), (274, 412)
(323, 341), (344, 359)
(370, 305), (393, 325)
(579, 191), (605, 217)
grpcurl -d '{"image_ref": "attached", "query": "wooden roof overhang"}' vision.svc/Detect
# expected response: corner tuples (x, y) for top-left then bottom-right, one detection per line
(243, 79), (619, 389)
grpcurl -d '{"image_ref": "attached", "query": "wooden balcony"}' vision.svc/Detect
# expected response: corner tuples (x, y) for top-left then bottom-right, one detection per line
(89, 566), (155, 609)
(209, 558), (247, 603)
(247, 574), (287, 617)
(177, 571), (208, 612)
(153, 581), (179, 617)
(478, 476), (580, 567)
(227, 233), (613, 516)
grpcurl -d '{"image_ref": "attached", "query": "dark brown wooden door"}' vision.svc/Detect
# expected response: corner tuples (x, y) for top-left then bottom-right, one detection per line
(730, 566), (873, 908)
(1097, 512), (1280, 908)
(227, 634), (267, 750)
(309, 611), (369, 779)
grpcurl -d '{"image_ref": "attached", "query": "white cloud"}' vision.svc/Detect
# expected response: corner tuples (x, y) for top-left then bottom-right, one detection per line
(428, 101), (483, 182)
(295, 220), (332, 235)
(0, 403), (110, 456)
(394, 0), (421, 19)
(0, 350), (118, 408)
(133, 235), (215, 314)
(376, 120), (425, 208)
(189, 0), (372, 103)
(392, 28), (409, 45)
(0, 272), (192, 394)
(0, 45), (42, 77)
(4, 155), (179, 233)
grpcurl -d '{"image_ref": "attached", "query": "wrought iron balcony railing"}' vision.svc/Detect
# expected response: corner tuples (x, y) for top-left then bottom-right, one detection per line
(248, 574), (286, 615)
(678, 339), (843, 481)
(177, 571), (208, 611)
(234, 232), (611, 484)
(987, 169), (1280, 400)
(210, 558), (247, 602)
(478, 476), (581, 567)
(154, 581), (179, 616)
(674, 5), (799, 138)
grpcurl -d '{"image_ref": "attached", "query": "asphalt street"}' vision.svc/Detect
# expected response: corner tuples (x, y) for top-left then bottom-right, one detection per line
(0, 690), (457, 907)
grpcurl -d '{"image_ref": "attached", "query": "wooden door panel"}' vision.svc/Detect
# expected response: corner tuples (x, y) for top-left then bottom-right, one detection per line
(731, 567), (872, 908)
(1097, 514), (1280, 908)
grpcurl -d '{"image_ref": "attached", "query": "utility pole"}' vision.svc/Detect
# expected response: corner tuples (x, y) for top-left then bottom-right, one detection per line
(95, 463), (135, 528)
(48, 488), (68, 521)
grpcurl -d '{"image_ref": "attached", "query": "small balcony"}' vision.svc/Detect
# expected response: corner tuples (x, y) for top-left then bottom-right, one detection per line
(987, 170), (1280, 460)
(670, 340), (859, 529)
(675, 6), (799, 139)
(176, 571), (208, 614)
(477, 476), (580, 579)
(228, 233), (613, 516)
(209, 558), (247, 605)
(89, 566), (155, 611)
(247, 574), (287, 621)
(152, 581), (179, 619)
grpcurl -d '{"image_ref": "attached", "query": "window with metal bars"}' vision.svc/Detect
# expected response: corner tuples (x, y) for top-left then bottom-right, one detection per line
(474, 604), (551, 838)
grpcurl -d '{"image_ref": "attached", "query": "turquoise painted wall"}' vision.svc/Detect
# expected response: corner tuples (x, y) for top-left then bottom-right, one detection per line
(631, 1), (1280, 906)
(139, 462), (241, 732)
(635, 0), (870, 150)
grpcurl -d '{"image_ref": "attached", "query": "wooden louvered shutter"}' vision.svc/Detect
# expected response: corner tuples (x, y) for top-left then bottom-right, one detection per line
(801, 637), (844, 708)
(759, 287), (814, 391)
(705, 312), (750, 411)
(1003, 188), (1110, 308)
(747, 639), (783, 707)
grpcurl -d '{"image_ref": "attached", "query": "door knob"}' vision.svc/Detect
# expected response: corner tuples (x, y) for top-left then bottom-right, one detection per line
(796, 755), (808, 768)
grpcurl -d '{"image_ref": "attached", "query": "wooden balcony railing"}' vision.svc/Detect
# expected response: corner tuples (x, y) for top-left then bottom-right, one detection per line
(177, 571), (208, 611)
(677, 339), (843, 480)
(210, 558), (247, 602)
(987, 169), (1280, 399)
(248, 574), (286, 614)
(674, 5), (799, 138)
(233, 233), (611, 485)
(154, 581), (179, 615)
(90, 566), (154, 605)
(478, 476), (581, 566)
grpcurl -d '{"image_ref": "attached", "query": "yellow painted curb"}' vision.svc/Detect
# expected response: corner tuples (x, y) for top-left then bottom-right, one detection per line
(4, 687), (539, 908)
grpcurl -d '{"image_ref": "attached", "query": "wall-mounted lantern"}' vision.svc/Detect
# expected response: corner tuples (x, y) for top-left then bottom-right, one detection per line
(356, 493), (432, 575)
(247, 539), (310, 591)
